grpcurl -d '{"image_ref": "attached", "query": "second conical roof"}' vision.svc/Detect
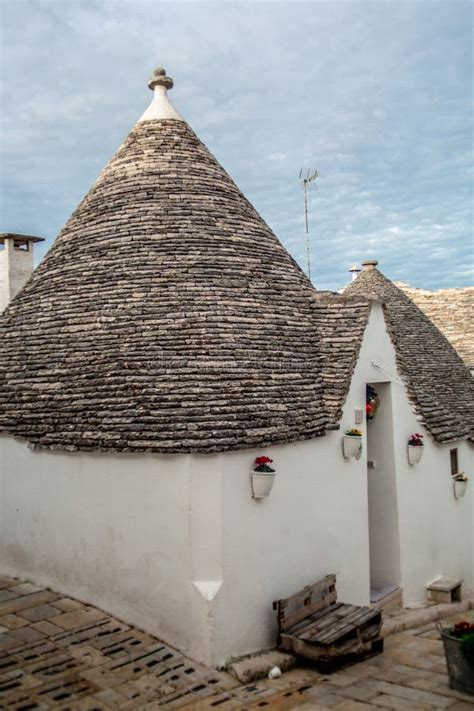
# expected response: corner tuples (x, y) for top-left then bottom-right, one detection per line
(346, 263), (473, 443)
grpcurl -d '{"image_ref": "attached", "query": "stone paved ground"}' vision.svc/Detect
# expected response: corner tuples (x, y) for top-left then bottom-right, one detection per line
(195, 615), (474, 710)
(0, 576), (236, 709)
(1, 576), (473, 710)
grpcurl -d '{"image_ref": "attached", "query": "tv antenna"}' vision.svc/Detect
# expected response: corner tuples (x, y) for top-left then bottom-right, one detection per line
(299, 168), (319, 282)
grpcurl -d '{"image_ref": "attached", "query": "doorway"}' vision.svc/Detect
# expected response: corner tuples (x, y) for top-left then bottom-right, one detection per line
(366, 382), (402, 605)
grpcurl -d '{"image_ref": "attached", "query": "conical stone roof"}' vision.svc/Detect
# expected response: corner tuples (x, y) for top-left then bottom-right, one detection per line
(395, 282), (474, 370)
(0, 68), (330, 453)
(346, 262), (474, 443)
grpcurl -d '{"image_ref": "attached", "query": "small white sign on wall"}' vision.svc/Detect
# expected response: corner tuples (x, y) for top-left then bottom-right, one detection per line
(355, 408), (363, 425)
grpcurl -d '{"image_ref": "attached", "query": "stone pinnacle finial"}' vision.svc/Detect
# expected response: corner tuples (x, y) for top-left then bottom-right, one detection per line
(148, 67), (173, 91)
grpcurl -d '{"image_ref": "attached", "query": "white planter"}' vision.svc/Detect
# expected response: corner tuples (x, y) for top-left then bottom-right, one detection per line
(252, 470), (276, 499)
(343, 435), (362, 459)
(407, 444), (424, 465)
(453, 479), (468, 500)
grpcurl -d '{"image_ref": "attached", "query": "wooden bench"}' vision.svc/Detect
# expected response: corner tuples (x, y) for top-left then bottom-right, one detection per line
(273, 574), (383, 670)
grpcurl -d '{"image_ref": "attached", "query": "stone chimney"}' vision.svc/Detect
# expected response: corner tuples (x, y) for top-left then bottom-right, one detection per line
(0, 233), (45, 312)
(361, 259), (379, 271)
(348, 264), (362, 281)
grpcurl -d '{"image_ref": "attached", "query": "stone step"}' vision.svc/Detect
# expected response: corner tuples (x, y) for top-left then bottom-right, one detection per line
(371, 587), (403, 614)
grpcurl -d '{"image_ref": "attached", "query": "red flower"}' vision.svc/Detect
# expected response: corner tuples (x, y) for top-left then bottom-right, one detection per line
(454, 621), (474, 633)
(366, 404), (372, 414)
(255, 456), (273, 466)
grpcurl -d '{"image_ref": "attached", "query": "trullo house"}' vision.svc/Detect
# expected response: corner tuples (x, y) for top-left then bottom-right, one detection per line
(0, 68), (472, 668)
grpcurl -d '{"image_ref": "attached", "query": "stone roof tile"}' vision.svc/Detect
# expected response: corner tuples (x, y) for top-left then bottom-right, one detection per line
(310, 292), (370, 427)
(395, 283), (474, 370)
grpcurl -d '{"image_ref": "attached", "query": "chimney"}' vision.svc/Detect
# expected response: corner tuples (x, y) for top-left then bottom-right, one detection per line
(0, 233), (45, 312)
(348, 264), (362, 282)
(361, 259), (379, 271)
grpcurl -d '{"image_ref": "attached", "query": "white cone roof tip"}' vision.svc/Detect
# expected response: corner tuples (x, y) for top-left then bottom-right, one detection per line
(138, 67), (184, 123)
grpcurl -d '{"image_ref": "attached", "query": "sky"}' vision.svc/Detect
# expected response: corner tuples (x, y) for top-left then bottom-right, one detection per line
(0, 0), (472, 291)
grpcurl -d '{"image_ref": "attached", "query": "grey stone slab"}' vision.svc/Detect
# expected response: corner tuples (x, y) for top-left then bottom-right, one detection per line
(52, 597), (85, 612)
(49, 607), (108, 630)
(336, 683), (380, 702)
(0, 632), (22, 650)
(373, 694), (433, 710)
(0, 613), (29, 629)
(30, 619), (64, 636)
(17, 603), (62, 622)
(0, 589), (20, 602)
(0, 576), (19, 588)
(365, 679), (455, 708)
(10, 582), (44, 596)
(0, 590), (59, 616)
(8, 626), (47, 644)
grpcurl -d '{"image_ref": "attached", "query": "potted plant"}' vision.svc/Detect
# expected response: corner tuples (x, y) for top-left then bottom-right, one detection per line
(366, 385), (380, 421)
(452, 472), (468, 499)
(252, 456), (276, 499)
(343, 429), (362, 459)
(407, 432), (424, 464)
(438, 620), (474, 695)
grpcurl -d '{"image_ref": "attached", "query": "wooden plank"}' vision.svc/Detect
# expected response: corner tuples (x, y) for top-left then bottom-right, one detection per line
(279, 632), (380, 662)
(315, 606), (379, 645)
(286, 602), (344, 636)
(315, 614), (374, 646)
(275, 574), (336, 612)
(273, 575), (337, 632)
(325, 606), (378, 635)
(279, 634), (294, 653)
(299, 605), (360, 642)
(279, 631), (383, 668)
(336, 626), (380, 654)
(286, 603), (377, 644)
(288, 606), (343, 639)
(279, 634), (327, 661)
(279, 589), (337, 631)
(332, 634), (376, 656)
(301, 610), (374, 646)
(277, 588), (335, 620)
(329, 608), (381, 643)
(357, 623), (382, 646)
(298, 604), (358, 638)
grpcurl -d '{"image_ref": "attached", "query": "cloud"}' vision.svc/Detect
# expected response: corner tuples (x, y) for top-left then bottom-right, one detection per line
(0, 0), (472, 291)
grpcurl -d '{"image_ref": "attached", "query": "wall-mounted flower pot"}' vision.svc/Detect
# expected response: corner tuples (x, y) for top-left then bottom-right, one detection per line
(453, 478), (468, 500)
(407, 444), (423, 465)
(252, 470), (276, 499)
(343, 435), (362, 459)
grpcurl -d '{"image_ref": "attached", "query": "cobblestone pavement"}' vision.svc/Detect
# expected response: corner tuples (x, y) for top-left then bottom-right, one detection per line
(0, 576), (236, 709)
(1, 576), (473, 710)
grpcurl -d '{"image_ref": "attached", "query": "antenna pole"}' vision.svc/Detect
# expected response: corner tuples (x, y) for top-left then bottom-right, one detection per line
(299, 168), (319, 283)
(303, 181), (311, 281)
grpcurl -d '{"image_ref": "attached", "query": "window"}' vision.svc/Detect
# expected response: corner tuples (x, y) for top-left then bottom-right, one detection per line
(450, 449), (458, 476)
(13, 239), (29, 251)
